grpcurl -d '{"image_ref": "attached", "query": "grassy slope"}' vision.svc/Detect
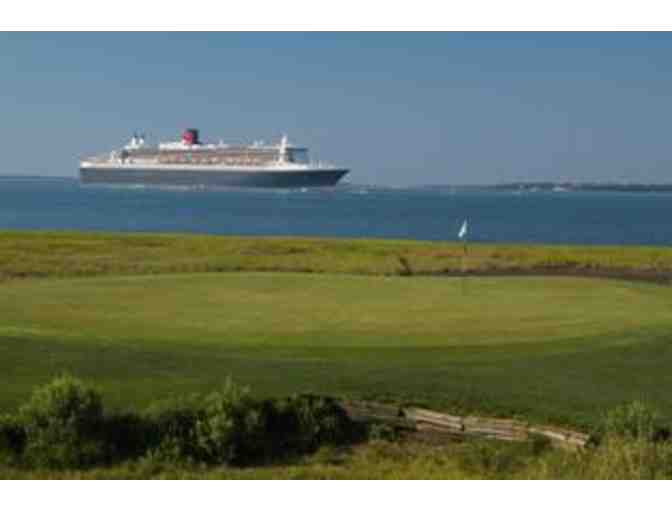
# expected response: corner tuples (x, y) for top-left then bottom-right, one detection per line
(2, 270), (671, 428)
(0, 441), (552, 480)
(2, 230), (672, 281)
(3, 438), (669, 480)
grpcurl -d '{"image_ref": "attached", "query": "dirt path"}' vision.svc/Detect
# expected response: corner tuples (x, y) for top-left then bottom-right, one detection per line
(416, 267), (672, 285)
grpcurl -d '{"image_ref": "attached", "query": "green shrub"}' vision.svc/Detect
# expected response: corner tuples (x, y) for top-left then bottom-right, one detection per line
(141, 395), (205, 463)
(134, 379), (272, 465)
(279, 394), (358, 449)
(193, 384), (358, 466)
(597, 401), (668, 443)
(18, 375), (105, 469)
(2, 375), (360, 470)
(193, 378), (268, 465)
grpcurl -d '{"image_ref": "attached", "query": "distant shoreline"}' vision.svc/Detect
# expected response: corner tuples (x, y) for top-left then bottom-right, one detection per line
(421, 182), (672, 193)
(488, 182), (672, 193)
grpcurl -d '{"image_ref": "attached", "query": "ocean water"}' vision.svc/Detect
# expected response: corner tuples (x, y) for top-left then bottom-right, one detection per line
(0, 177), (671, 246)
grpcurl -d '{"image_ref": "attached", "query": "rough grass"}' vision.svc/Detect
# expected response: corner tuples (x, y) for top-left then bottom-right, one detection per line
(0, 440), (543, 479)
(1, 230), (672, 281)
(4, 437), (672, 480)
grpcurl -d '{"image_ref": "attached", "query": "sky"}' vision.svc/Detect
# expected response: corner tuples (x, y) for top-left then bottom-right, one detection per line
(2, 32), (672, 186)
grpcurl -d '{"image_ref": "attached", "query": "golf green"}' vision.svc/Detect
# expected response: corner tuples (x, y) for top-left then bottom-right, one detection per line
(1, 272), (671, 427)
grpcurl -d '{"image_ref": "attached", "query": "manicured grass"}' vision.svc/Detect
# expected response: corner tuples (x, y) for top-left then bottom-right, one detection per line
(1, 230), (672, 281)
(2, 271), (671, 429)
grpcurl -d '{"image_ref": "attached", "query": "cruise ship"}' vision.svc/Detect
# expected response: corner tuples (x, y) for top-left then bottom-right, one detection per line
(79, 129), (350, 188)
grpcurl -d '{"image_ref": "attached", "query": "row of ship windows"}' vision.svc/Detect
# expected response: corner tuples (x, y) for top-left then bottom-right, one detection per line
(157, 156), (279, 164)
(155, 154), (307, 164)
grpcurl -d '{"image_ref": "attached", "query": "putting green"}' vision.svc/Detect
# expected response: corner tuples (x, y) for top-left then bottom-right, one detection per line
(1, 272), (671, 426)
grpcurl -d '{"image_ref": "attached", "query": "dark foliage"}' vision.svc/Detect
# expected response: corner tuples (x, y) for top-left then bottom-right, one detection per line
(0, 414), (26, 464)
(0, 376), (361, 470)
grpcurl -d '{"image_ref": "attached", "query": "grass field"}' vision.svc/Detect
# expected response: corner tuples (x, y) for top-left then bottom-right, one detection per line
(0, 440), (627, 480)
(2, 265), (672, 428)
(1, 230), (672, 281)
(3, 231), (672, 478)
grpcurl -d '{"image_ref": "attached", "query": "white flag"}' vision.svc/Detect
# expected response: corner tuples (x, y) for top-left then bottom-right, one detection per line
(458, 219), (468, 239)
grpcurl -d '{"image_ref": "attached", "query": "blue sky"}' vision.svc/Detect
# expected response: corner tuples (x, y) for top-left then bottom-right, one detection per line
(2, 32), (672, 185)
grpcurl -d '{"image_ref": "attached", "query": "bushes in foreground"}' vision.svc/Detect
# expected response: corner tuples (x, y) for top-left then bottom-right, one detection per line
(147, 380), (356, 466)
(18, 375), (105, 469)
(0, 375), (362, 470)
(3, 376), (672, 478)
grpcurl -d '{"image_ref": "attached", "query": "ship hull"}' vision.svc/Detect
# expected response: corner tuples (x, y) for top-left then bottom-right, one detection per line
(79, 166), (349, 188)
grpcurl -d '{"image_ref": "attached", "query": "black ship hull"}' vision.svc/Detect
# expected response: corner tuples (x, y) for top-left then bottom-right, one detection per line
(80, 167), (349, 189)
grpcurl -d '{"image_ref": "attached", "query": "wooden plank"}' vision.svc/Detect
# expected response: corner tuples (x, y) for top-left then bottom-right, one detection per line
(415, 422), (467, 438)
(342, 401), (415, 429)
(465, 429), (528, 439)
(343, 401), (588, 449)
(464, 416), (524, 426)
(404, 408), (464, 430)
(464, 422), (527, 433)
(528, 427), (588, 448)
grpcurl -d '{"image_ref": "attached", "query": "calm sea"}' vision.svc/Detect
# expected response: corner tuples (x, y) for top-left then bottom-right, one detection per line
(1, 177), (671, 246)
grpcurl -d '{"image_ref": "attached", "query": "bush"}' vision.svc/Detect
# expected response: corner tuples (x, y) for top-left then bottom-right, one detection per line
(0, 375), (360, 470)
(192, 384), (358, 466)
(279, 394), (358, 449)
(142, 394), (207, 463)
(18, 375), (106, 469)
(193, 378), (273, 465)
(597, 401), (669, 443)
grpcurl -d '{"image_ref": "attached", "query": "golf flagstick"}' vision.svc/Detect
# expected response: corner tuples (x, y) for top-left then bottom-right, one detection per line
(458, 219), (468, 293)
